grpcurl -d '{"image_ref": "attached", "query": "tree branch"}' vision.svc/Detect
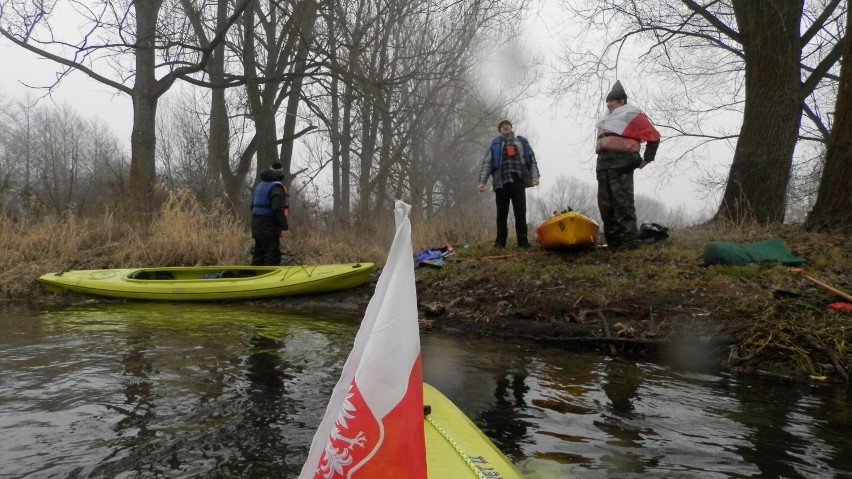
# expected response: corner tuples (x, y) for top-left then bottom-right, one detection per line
(801, 0), (843, 46)
(274, 125), (318, 145)
(680, 0), (742, 43)
(156, 0), (255, 97)
(801, 35), (846, 99)
(0, 25), (133, 95)
(801, 102), (830, 139)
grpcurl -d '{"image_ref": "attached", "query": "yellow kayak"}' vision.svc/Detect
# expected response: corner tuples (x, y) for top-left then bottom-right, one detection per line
(424, 383), (525, 478)
(534, 211), (599, 249)
(38, 263), (374, 301)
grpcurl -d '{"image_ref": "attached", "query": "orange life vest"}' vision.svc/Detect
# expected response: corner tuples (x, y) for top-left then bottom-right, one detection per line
(595, 128), (641, 154)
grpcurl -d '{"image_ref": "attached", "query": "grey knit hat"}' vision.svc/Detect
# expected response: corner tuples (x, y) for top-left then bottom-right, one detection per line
(606, 80), (627, 102)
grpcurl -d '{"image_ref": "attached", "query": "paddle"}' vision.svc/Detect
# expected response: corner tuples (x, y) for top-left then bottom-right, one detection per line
(788, 268), (852, 303)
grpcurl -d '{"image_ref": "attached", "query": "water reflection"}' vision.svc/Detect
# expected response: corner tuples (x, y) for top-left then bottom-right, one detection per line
(595, 360), (652, 476)
(1, 303), (357, 478)
(477, 356), (532, 459)
(728, 377), (852, 479)
(1, 303), (851, 478)
(115, 330), (156, 440)
(601, 360), (643, 417)
(422, 335), (852, 479)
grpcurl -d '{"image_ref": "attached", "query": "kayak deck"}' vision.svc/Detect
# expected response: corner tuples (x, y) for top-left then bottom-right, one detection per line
(424, 383), (524, 479)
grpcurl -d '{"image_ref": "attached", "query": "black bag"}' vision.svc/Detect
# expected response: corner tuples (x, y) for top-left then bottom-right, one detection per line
(638, 223), (669, 243)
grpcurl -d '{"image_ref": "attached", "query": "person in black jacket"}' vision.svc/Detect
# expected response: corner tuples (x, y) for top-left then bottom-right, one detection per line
(251, 163), (290, 265)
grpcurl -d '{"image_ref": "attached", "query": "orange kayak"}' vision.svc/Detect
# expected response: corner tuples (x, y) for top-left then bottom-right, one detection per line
(534, 211), (600, 249)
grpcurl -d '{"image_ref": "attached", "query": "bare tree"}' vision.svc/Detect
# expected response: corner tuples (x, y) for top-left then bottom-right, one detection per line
(530, 175), (598, 224)
(158, 0), (331, 218)
(181, 0), (231, 209)
(554, 0), (846, 224)
(0, 0), (253, 219)
(715, 0), (804, 223)
(155, 95), (209, 195)
(0, 94), (37, 217)
(306, 0), (535, 223)
(0, 98), (126, 216)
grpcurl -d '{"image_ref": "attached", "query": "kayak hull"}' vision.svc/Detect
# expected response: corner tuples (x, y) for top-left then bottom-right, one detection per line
(424, 383), (524, 479)
(535, 211), (599, 249)
(38, 263), (374, 301)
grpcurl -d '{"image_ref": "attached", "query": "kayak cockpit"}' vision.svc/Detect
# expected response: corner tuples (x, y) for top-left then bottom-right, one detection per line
(126, 268), (279, 281)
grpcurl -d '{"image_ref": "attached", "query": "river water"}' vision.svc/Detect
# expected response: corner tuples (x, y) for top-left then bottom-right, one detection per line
(1, 302), (850, 478)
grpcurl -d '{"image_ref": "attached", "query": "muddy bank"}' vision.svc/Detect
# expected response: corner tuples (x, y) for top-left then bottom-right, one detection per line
(411, 226), (852, 386)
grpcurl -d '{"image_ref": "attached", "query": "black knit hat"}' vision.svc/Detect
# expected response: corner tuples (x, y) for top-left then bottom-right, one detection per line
(606, 80), (627, 102)
(269, 163), (285, 180)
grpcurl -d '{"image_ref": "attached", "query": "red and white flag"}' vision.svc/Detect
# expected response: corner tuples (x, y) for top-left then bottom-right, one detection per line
(299, 200), (426, 479)
(597, 103), (661, 142)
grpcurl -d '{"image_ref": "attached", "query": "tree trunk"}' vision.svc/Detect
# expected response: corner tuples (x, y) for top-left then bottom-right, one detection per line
(204, 0), (230, 210)
(715, 0), (804, 224)
(375, 94), (394, 213)
(279, 0), (319, 180)
(408, 136), (424, 221)
(330, 71), (342, 224)
(241, 1), (280, 181)
(359, 100), (380, 218)
(806, 7), (852, 234)
(340, 75), (354, 225)
(129, 0), (165, 222)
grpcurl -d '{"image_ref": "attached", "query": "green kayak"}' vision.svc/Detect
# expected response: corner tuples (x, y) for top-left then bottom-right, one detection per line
(38, 263), (374, 301)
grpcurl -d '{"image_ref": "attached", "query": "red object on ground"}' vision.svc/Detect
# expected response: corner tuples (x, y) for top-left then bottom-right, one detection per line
(828, 303), (852, 310)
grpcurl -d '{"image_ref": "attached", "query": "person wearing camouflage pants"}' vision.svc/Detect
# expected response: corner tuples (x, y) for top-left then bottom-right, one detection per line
(595, 81), (660, 251)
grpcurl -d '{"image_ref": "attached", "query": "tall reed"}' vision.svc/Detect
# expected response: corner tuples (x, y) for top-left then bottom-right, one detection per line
(2, 190), (495, 299)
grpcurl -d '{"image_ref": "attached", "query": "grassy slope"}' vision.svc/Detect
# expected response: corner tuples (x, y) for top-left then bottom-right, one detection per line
(414, 223), (852, 384)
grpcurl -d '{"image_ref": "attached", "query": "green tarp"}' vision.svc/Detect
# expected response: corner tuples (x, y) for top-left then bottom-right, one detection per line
(703, 238), (807, 266)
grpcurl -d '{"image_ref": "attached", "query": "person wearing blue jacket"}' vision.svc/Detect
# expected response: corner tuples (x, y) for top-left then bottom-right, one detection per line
(477, 118), (540, 248)
(251, 163), (290, 265)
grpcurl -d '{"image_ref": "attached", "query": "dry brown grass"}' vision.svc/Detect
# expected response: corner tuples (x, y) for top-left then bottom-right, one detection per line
(1, 191), (495, 300)
(1, 211), (119, 298)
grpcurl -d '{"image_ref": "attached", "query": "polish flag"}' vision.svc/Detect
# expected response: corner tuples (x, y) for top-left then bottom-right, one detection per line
(597, 103), (661, 142)
(299, 200), (426, 479)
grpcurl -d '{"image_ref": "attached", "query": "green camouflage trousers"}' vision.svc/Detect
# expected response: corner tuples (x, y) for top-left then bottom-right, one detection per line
(597, 166), (639, 247)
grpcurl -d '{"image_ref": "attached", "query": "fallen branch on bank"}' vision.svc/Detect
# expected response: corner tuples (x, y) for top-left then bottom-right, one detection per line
(806, 337), (849, 384)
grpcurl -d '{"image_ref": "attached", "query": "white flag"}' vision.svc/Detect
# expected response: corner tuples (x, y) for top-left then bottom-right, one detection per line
(299, 200), (426, 479)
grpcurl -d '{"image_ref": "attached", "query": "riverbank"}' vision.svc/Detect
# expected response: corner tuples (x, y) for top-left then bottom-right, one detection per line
(10, 216), (851, 386)
(411, 223), (851, 385)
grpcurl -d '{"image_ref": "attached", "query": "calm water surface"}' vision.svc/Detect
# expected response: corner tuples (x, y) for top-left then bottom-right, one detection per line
(1, 302), (850, 478)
